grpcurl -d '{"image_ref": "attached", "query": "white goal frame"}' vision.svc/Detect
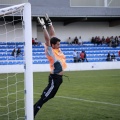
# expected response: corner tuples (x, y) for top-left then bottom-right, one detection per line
(23, 3), (33, 120)
(0, 3), (33, 120)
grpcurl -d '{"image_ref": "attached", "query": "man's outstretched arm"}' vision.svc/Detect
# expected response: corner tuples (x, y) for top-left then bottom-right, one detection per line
(37, 17), (50, 46)
(45, 14), (55, 38)
(49, 25), (55, 38)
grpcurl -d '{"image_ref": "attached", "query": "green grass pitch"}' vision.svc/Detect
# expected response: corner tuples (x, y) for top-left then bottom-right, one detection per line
(0, 70), (120, 120)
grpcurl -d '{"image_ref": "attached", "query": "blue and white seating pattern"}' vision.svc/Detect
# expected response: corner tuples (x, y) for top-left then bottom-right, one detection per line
(0, 41), (120, 65)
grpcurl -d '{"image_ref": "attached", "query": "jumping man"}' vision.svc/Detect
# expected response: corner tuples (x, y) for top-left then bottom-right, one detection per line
(34, 14), (67, 118)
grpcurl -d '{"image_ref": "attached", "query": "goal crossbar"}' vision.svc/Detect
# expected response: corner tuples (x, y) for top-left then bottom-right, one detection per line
(0, 3), (25, 17)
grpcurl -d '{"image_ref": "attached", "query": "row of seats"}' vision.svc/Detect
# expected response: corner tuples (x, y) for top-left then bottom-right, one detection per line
(0, 48), (119, 53)
(1, 53), (120, 61)
(0, 44), (109, 49)
(1, 57), (120, 65)
(0, 60), (49, 65)
(0, 42), (24, 45)
(0, 42), (120, 65)
(0, 44), (119, 48)
(0, 41), (74, 45)
(0, 51), (119, 57)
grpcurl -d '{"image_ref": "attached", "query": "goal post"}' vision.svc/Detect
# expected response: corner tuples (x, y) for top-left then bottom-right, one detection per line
(0, 3), (33, 120)
(23, 3), (33, 120)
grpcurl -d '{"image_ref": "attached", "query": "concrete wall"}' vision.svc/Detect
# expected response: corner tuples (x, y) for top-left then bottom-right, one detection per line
(37, 22), (120, 42)
(0, 62), (120, 73)
(0, 21), (120, 42)
(32, 21), (37, 39)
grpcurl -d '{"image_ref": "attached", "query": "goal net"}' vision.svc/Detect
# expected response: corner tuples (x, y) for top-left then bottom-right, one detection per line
(0, 3), (33, 120)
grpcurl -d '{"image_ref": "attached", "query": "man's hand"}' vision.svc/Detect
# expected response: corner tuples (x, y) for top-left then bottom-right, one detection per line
(45, 13), (52, 26)
(37, 17), (46, 29)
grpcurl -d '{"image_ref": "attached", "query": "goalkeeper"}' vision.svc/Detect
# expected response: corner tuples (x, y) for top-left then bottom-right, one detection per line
(34, 14), (67, 118)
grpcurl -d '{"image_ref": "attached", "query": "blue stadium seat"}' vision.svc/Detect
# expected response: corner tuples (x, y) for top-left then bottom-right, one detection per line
(16, 57), (23, 60)
(0, 45), (7, 49)
(0, 61), (7, 65)
(6, 61), (11, 65)
(0, 57), (7, 60)
(16, 42), (24, 45)
(7, 45), (15, 49)
(7, 42), (15, 45)
(0, 42), (6, 45)
(33, 61), (38, 64)
(16, 61), (23, 65)
(8, 57), (15, 60)
(0, 49), (6, 52)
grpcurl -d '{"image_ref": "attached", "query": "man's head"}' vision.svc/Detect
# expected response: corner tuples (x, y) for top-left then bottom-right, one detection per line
(50, 37), (61, 49)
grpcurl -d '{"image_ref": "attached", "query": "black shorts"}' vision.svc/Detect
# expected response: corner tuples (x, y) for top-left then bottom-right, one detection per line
(37, 74), (63, 104)
(42, 74), (63, 99)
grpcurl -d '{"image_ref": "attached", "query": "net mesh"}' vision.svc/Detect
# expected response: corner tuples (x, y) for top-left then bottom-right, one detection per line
(0, 4), (25, 120)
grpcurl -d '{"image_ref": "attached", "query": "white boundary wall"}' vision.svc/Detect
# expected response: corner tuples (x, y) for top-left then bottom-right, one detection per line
(37, 22), (120, 42)
(0, 21), (119, 42)
(0, 62), (120, 73)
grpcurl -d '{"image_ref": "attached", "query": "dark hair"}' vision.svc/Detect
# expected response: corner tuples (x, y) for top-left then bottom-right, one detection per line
(50, 37), (61, 46)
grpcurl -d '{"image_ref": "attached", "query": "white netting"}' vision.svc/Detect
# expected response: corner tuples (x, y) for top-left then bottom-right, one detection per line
(0, 3), (33, 120)
(0, 73), (25, 119)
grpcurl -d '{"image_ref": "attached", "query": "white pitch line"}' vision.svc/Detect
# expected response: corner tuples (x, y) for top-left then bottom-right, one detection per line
(34, 93), (120, 107)
(72, 75), (120, 78)
(56, 96), (120, 107)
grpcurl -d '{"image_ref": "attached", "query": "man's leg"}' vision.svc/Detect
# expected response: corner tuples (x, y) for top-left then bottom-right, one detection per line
(34, 74), (62, 117)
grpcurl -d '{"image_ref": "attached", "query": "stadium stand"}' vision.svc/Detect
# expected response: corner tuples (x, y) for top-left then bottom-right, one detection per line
(0, 41), (120, 65)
